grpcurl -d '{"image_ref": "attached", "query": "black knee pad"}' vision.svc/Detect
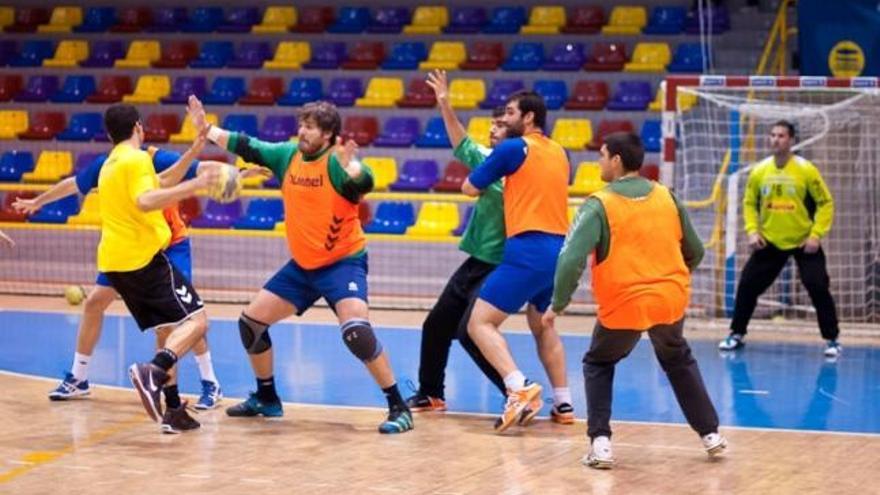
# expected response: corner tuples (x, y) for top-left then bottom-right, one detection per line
(239, 314), (271, 355)
(341, 319), (382, 362)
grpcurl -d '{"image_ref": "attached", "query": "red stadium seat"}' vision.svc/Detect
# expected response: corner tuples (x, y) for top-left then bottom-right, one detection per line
(459, 42), (503, 71)
(109, 7), (152, 32)
(0, 191), (36, 222)
(0, 75), (23, 102)
(358, 201), (371, 227)
(86, 76), (133, 103)
(18, 112), (66, 140)
(143, 113), (180, 143)
(432, 161), (470, 192)
(178, 196), (202, 225)
(341, 42), (385, 70)
(561, 6), (605, 34)
(341, 116), (379, 146)
(584, 42), (628, 72)
(290, 6), (334, 33)
(238, 77), (284, 105)
(639, 163), (660, 181)
(152, 41), (199, 68)
(565, 80), (609, 110)
(588, 119), (635, 150)
(397, 79), (436, 108)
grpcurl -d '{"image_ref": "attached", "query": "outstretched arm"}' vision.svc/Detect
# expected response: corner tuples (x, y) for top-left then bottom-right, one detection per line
(427, 69), (467, 149)
(158, 127), (208, 188)
(12, 177), (78, 215)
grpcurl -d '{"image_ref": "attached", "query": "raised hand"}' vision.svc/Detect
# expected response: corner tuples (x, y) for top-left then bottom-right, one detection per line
(426, 69), (449, 102)
(187, 94), (208, 133)
(12, 197), (40, 215)
(333, 135), (359, 169)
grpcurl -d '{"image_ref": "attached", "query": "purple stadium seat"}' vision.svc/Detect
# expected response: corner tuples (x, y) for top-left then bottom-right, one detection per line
(480, 80), (525, 109)
(606, 80), (653, 111)
(227, 42), (272, 69)
(685, 6), (730, 34)
(452, 205), (474, 236)
(161, 76), (207, 104)
(181, 7), (223, 33)
(258, 116), (297, 142)
(148, 7), (187, 32)
(74, 153), (103, 174)
(79, 40), (125, 68)
(390, 160), (440, 191)
(327, 77), (364, 107)
(217, 7), (260, 33)
(0, 41), (17, 67)
(14, 76), (59, 103)
(543, 42), (586, 71)
(373, 117), (420, 148)
(367, 7), (410, 34)
(444, 7), (487, 34)
(190, 199), (243, 229)
(303, 42), (346, 70)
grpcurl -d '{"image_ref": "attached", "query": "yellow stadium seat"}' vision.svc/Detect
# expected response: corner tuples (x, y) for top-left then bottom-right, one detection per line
(362, 157), (398, 191)
(43, 40), (89, 68)
(0, 110), (28, 139)
(264, 41), (310, 70)
(649, 83), (697, 112)
(602, 6), (647, 35)
(418, 42), (467, 71)
(466, 117), (492, 148)
(355, 78), (404, 108)
(407, 202), (459, 236)
(123, 75), (171, 103)
(275, 221), (285, 231)
(567, 205), (579, 223)
(403, 6), (448, 34)
(114, 40), (161, 69)
(0, 7), (13, 29)
(521, 6), (566, 34)
(67, 193), (101, 225)
(235, 157), (269, 188)
(569, 162), (606, 196)
(22, 151), (73, 183)
(38, 6), (83, 32)
(624, 42), (671, 72)
(449, 79), (485, 109)
(170, 113), (218, 143)
(252, 6), (297, 33)
(551, 118), (593, 150)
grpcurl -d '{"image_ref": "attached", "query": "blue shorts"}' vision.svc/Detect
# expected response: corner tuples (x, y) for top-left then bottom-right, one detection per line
(96, 239), (192, 287)
(479, 232), (564, 314)
(264, 254), (369, 315)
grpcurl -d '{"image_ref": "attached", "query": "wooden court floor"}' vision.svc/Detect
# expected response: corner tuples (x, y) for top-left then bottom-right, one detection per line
(0, 373), (878, 495)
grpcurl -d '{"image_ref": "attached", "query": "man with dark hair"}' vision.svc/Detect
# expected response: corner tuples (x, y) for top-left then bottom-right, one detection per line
(461, 90), (572, 432)
(545, 131), (726, 468)
(97, 104), (220, 432)
(187, 95), (414, 434)
(719, 120), (840, 357)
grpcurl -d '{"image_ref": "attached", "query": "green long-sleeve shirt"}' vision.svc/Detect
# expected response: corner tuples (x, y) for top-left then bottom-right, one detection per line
(551, 176), (705, 313)
(452, 137), (506, 265)
(226, 133), (374, 202)
(743, 154), (833, 250)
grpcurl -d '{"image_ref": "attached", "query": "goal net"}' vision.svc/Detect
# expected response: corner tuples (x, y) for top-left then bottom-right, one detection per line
(665, 76), (880, 326)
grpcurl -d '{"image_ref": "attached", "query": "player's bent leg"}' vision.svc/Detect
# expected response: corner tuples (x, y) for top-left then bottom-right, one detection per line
(524, 304), (573, 426)
(49, 284), (117, 401)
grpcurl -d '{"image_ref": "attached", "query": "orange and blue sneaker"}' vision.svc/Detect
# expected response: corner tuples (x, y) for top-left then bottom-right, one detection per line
(495, 382), (542, 433)
(225, 392), (283, 417)
(518, 395), (544, 426)
(551, 403), (575, 424)
(378, 407), (414, 434)
(405, 393), (447, 412)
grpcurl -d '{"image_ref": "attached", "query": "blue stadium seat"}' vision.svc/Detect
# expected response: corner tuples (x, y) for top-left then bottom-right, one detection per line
(8, 40), (54, 67)
(483, 6), (526, 34)
(668, 43), (707, 73)
(381, 42), (427, 70)
(415, 117), (451, 148)
(189, 41), (234, 69)
(327, 7), (370, 33)
(217, 7), (260, 33)
(233, 198), (284, 230)
(74, 7), (116, 33)
(200, 76), (245, 105)
(278, 78), (323, 106)
(641, 120), (662, 152)
(389, 160), (440, 191)
(534, 79), (568, 110)
(222, 114), (259, 136)
(28, 195), (79, 224)
(50, 75), (96, 103)
(326, 77), (364, 107)
(181, 7), (223, 33)
(444, 7), (487, 34)
(643, 6), (686, 35)
(56, 112), (103, 141)
(148, 7), (187, 32)
(0, 151), (35, 182)
(364, 202), (416, 234)
(501, 42), (544, 71)
(543, 42), (586, 71)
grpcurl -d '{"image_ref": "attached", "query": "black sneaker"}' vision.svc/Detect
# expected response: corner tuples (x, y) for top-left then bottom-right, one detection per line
(161, 401), (201, 434)
(405, 393), (447, 412)
(128, 362), (168, 423)
(225, 392), (284, 417)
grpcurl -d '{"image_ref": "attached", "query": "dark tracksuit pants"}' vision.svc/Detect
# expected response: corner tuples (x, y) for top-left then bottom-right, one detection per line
(583, 318), (720, 440)
(731, 244), (839, 341)
(418, 256), (506, 398)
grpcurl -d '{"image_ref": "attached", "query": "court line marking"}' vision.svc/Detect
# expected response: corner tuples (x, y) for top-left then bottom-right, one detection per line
(738, 389), (770, 395)
(818, 388), (851, 406)
(1, 371), (878, 440)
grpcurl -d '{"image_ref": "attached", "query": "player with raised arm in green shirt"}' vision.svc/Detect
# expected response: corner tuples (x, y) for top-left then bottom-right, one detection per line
(719, 120), (841, 357)
(406, 71), (574, 427)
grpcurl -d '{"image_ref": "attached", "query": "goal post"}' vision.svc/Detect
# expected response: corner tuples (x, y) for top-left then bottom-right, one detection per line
(664, 75), (880, 326)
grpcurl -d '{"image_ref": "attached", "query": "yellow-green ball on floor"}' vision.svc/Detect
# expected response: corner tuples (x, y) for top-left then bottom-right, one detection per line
(64, 285), (86, 306)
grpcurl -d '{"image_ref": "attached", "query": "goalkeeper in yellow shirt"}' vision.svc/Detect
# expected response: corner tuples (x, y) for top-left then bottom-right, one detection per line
(719, 120), (840, 358)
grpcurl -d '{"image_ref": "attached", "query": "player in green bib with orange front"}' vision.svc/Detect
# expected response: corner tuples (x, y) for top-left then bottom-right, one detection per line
(187, 96), (413, 434)
(718, 120), (840, 358)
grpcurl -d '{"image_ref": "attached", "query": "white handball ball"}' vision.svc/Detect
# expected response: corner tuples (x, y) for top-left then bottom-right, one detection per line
(209, 164), (243, 204)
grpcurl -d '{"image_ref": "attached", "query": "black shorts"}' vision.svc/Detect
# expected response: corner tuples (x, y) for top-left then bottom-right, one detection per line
(105, 251), (204, 332)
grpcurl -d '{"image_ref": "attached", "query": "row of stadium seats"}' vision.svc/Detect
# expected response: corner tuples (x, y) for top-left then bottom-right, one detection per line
(0, 73), (688, 111)
(0, 38), (708, 73)
(0, 147), (659, 195)
(0, 109), (663, 151)
(1, 5), (730, 36)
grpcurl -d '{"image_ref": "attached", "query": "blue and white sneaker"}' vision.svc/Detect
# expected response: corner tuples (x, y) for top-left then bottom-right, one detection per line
(48, 372), (90, 401)
(718, 333), (745, 351)
(823, 340), (842, 359)
(378, 407), (414, 434)
(194, 380), (223, 410)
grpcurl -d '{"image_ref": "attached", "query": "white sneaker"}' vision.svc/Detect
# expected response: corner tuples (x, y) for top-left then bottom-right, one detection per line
(718, 333), (745, 351)
(702, 432), (728, 457)
(582, 435), (614, 469)
(823, 340), (841, 359)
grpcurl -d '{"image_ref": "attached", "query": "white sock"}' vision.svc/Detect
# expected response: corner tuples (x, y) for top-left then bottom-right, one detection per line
(71, 353), (91, 381)
(503, 371), (526, 392)
(195, 351), (218, 384)
(553, 387), (572, 406)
